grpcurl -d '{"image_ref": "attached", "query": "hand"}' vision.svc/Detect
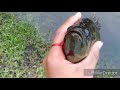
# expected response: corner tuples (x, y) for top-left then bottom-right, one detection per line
(43, 12), (103, 78)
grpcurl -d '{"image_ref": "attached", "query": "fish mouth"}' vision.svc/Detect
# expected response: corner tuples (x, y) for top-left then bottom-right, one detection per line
(63, 27), (87, 63)
(67, 25), (85, 39)
(63, 18), (101, 63)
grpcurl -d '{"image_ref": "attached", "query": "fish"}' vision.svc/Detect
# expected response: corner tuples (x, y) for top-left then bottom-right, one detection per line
(63, 17), (101, 63)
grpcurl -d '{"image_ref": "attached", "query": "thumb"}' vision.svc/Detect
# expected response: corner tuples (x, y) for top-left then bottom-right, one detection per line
(49, 12), (82, 59)
(85, 41), (103, 65)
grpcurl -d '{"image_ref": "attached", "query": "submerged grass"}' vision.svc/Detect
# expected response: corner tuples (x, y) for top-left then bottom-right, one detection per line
(0, 12), (50, 78)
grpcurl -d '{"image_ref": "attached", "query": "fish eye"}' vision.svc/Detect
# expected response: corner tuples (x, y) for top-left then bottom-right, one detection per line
(84, 29), (90, 37)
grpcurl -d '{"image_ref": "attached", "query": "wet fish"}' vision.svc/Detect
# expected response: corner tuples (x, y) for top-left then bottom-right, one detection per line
(63, 18), (101, 63)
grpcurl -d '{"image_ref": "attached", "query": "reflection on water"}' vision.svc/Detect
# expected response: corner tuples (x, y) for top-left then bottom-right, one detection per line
(15, 12), (120, 69)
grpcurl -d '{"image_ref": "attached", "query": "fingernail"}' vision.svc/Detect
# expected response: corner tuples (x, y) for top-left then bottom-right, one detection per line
(74, 12), (82, 17)
(97, 41), (103, 49)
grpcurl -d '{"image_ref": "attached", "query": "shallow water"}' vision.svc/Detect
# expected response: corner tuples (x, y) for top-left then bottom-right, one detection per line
(15, 12), (120, 69)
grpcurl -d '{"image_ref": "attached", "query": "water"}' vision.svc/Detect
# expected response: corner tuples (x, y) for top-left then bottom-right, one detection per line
(15, 12), (120, 69)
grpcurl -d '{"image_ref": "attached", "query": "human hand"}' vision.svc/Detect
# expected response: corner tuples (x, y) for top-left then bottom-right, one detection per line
(43, 12), (103, 78)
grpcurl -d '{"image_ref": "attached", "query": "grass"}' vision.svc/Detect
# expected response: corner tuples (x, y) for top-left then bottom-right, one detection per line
(0, 12), (50, 78)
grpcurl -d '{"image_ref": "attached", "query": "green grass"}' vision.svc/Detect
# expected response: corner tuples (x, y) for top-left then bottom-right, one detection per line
(0, 12), (50, 78)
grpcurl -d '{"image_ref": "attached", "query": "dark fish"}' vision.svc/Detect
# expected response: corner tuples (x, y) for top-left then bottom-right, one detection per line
(63, 18), (101, 63)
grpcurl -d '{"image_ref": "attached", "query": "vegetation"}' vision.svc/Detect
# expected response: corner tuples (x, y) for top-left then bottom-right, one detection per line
(0, 12), (50, 78)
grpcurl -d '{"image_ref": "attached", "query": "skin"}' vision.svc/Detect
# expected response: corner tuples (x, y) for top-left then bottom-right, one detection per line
(43, 12), (103, 78)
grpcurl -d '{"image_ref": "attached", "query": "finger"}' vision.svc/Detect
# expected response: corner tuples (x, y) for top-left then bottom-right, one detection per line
(49, 12), (82, 60)
(50, 12), (81, 56)
(53, 12), (82, 44)
(77, 41), (103, 68)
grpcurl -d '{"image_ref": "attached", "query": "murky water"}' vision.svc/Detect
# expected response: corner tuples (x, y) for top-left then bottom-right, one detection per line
(15, 12), (120, 69)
